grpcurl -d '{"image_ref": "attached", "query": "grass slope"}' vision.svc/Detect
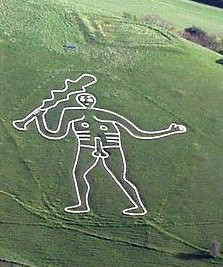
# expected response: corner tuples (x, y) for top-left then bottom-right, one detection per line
(0, 0), (223, 266)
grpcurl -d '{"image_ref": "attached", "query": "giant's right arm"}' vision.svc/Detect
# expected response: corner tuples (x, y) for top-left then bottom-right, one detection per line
(13, 108), (84, 140)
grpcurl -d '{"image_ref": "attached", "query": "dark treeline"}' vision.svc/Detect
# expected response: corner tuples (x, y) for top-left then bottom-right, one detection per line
(191, 0), (223, 8)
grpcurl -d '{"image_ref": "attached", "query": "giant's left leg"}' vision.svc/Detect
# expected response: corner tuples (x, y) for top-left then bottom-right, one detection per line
(103, 147), (147, 216)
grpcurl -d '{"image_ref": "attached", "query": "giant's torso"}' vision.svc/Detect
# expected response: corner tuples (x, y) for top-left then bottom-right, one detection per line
(72, 114), (121, 148)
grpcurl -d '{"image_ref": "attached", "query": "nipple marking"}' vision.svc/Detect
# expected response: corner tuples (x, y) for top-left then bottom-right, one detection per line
(100, 125), (108, 131)
(81, 122), (89, 128)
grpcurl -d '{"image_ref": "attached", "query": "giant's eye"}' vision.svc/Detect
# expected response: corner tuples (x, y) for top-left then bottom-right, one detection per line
(79, 96), (85, 102)
(87, 97), (93, 102)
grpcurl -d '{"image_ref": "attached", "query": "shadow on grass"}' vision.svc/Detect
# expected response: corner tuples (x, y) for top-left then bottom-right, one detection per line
(177, 252), (211, 261)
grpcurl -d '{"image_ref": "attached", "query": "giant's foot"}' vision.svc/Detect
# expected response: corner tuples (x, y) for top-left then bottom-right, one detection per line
(122, 206), (147, 216)
(64, 204), (90, 214)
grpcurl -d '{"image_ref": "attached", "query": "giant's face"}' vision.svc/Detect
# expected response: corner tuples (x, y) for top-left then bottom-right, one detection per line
(76, 93), (96, 108)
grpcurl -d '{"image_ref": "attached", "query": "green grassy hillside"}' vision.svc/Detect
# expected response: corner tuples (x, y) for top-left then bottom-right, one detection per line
(0, 0), (223, 266)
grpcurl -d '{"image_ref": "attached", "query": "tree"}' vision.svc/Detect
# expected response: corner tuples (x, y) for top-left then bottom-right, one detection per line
(181, 26), (222, 54)
(210, 240), (221, 258)
(216, 58), (223, 65)
(141, 14), (175, 31)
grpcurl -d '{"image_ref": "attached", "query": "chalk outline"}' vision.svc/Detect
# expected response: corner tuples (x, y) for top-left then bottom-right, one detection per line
(12, 73), (97, 132)
(12, 73), (187, 216)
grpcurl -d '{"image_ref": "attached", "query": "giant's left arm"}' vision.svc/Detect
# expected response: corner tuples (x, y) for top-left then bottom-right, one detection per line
(94, 108), (186, 139)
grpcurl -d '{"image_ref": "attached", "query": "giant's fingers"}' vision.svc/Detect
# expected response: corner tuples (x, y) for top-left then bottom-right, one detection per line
(178, 125), (187, 133)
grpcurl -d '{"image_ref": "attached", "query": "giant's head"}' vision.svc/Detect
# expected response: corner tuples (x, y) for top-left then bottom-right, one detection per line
(76, 93), (96, 108)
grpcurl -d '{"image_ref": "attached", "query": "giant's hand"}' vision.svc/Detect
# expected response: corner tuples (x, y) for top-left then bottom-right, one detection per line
(13, 120), (27, 131)
(169, 123), (187, 133)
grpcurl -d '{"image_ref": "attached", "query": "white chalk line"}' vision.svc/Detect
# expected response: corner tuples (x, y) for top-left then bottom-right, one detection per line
(104, 132), (120, 136)
(12, 73), (97, 132)
(75, 130), (90, 133)
(93, 113), (187, 139)
(39, 74), (97, 112)
(106, 137), (120, 140)
(65, 142), (100, 214)
(12, 73), (187, 216)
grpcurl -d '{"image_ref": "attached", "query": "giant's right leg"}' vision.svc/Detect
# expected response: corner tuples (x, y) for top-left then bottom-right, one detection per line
(65, 146), (99, 214)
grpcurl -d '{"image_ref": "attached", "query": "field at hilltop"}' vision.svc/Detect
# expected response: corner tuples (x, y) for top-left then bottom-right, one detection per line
(74, 0), (223, 35)
(0, 0), (223, 266)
